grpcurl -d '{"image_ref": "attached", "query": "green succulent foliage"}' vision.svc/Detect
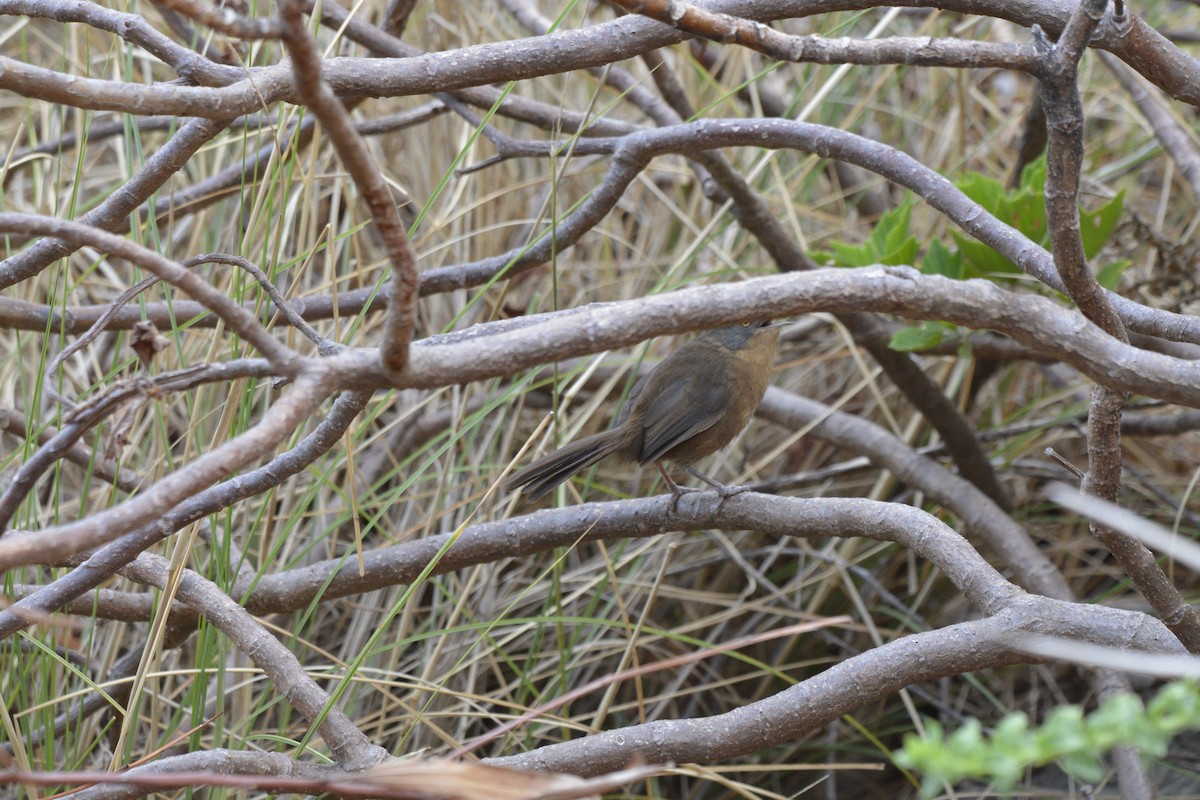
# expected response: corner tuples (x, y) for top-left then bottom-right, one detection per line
(810, 157), (1128, 352)
(894, 680), (1200, 797)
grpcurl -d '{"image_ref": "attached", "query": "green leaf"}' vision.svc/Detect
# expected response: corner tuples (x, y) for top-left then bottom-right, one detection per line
(1148, 680), (1200, 733)
(1086, 693), (1172, 758)
(1096, 259), (1131, 290)
(884, 236), (921, 266)
(878, 204), (919, 264)
(988, 714), (1036, 789)
(1085, 694), (1144, 751)
(952, 164), (1046, 276)
(952, 157), (1093, 279)
(951, 232), (1022, 277)
(957, 171), (1007, 211)
(1080, 191), (1124, 259)
(1057, 752), (1105, 785)
(920, 239), (963, 279)
(1018, 158), (1047, 193)
(890, 321), (949, 352)
(947, 157), (1125, 286)
(828, 240), (874, 267)
(821, 199), (919, 267)
(874, 199), (911, 240)
(984, 751), (1025, 792)
(809, 248), (834, 265)
(1035, 705), (1089, 757)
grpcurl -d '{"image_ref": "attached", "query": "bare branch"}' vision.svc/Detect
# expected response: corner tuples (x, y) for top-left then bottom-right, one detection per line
(122, 551), (389, 769)
(612, 0), (1041, 72)
(486, 603), (1182, 775)
(0, 117), (232, 290)
(277, 0), (418, 375)
(0, 389), (368, 640)
(327, 268), (1200, 408)
(0, 372), (330, 570)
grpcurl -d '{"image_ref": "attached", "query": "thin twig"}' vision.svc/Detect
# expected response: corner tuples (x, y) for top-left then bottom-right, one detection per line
(277, 0), (418, 375)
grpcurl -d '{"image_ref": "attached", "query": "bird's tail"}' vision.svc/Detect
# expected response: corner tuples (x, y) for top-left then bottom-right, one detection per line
(503, 428), (629, 500)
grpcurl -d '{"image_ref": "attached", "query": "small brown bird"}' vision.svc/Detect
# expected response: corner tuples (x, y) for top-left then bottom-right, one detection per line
(504, 321), (781, 503)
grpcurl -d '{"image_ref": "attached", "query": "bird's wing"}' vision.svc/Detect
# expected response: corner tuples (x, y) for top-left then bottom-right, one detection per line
(636, 363), (731, 464)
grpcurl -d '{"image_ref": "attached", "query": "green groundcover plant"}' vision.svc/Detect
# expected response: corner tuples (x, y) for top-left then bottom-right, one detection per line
(895, 678), (1200, 795)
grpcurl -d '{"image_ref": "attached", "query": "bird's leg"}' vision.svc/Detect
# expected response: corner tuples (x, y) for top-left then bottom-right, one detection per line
(654, 461), (697, 511)
(681, 465), (749, 509)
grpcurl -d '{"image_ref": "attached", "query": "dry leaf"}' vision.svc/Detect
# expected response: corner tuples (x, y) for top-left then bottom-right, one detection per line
(130, 320), (170, 367)
(359, 758), (665, 800)
(104, 395), (147, 462)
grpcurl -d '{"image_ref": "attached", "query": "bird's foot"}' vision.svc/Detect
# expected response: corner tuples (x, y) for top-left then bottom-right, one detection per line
(655, 461), (699, 512)
(667, 485), (701, 513)
(681, 466), (750, 510)
(711, 481), (749, 511)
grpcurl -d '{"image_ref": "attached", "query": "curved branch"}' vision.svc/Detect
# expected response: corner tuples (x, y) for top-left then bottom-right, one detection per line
(323, 268), (1200, 408)
(0, 371), (331, 570)
(2, 1), (1198, 116)
(485, 600), (1182, 775)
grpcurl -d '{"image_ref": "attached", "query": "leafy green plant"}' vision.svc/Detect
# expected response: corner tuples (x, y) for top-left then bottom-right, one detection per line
(811, 198), (920, 268)
(812, 158), (1128, 351)
(952, 159), (1126, 284)
(894, 679), (1200, 796)
(887, 320), (957, 352)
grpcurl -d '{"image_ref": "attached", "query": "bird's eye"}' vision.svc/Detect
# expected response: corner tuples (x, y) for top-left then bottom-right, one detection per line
(741, 322), (751, 328)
